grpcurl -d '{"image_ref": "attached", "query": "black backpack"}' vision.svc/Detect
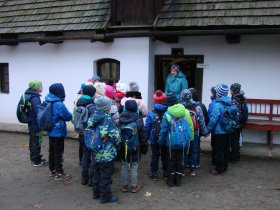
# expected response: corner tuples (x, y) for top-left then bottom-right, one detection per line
(151, 111), (164, 142)
(16, 93), (32, 123)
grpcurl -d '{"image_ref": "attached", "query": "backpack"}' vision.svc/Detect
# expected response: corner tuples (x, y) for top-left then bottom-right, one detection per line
(188, 106), (200, 131)
(182, 102), (199, 131)
(220, 103), (240, 133)
(151, 111), (163, 142)
(239, 101), (248, 125)
(16, 93), (32, 123)
(73, 104), (95, 132)
(120, 121), (139, 160)
(167, 113), (191, 148)
(37, 101), (54, 131)
(84, 126), (109, 152)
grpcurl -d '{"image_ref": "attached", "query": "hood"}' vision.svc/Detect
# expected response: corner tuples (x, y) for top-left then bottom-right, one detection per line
(167, 104), (186, 118)
(168, 70), (186, 79)
(119, 111), (138, 124)
(180, 99), (197, 109)
(217, 96), (232, 106)
(45, 93), (63, 102)
(25, 88), (41, 97)
(233, 93), (246, 102)
(90, 110), (108, 127)
(154, 103), (167, 112)
(76, 95), (93, 107)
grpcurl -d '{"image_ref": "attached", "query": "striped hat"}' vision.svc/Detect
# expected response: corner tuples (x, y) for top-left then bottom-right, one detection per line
(215, 83), (229, 97)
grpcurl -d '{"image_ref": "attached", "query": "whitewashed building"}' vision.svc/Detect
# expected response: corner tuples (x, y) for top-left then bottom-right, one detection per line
(0, 0), (279, 144)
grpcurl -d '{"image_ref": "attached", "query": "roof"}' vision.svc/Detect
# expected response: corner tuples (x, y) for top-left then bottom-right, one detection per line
(155, 0), (280, 28)
(0, 0), (110, 34)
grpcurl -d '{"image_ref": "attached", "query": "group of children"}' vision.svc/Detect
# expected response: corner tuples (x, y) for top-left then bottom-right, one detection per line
(21, 74), (246, 204)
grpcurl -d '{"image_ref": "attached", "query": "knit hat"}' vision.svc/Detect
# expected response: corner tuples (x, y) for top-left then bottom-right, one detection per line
(230, 83), (241, 94)
(94, 82), (106, 96)
(181, 89), (192, 101)
(105, 85), (115, 99)
(215, 83), (229, 97)
(49, 83), (65, 99)
(92, 75), (100, 83)
(81, 84), (96, 97)
(95, 96), (112, 112)
(129, 81), (139, 92)
(171, 64), (180, 72)
(125, 100), (138, 113)
(116, 81), (128, 93)
(189, 88), (199, 102)
(166, 93), (178, 107)
(153, 90), (166, 105)
(29, 80), (42, 91)
(115, 90), (125, 99)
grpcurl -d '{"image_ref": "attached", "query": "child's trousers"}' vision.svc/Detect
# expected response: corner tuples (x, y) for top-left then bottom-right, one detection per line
(92, 160), (114, 202)
(121, 160), (138, 186)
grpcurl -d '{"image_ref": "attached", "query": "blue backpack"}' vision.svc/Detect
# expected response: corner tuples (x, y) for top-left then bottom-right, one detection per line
(167, 113), (191, 149)
(84, 126), (109, 152)
(37, 101), (54, 131)
(120, 121), (139, 160)
(220, 103), (240, 133)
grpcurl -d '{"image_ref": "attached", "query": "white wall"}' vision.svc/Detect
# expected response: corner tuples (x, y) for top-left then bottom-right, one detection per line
(0, 37), (150, 124)
(154, 34), (280, 144)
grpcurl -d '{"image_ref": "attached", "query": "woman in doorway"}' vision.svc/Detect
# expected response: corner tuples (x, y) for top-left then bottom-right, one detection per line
(165, 64), (188, 100)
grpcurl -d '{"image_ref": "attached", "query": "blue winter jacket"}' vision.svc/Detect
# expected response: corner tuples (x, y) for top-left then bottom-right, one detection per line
(207, 96), (232, 135)
(25, 88), (41, 133)
(45, 93), (72, 138)
(145, 103), (167, 144)
(208, 98), (218, 119)
(165, 71), (188, 99)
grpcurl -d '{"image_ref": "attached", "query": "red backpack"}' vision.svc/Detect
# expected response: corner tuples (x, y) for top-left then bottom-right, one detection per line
(188, 106), (200, 131)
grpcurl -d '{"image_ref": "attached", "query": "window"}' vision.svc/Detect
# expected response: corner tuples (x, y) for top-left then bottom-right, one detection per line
(0, 63), (9, 93)
(96, 59), (120, 83)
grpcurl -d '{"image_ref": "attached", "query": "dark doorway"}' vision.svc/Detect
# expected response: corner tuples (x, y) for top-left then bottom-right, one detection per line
(155, 55), (204, 101)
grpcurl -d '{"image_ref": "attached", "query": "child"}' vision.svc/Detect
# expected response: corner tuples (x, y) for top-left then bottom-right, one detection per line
(75, 84), (96, 185)
(180, 89), (208, 176)
(115, 81), (128, 110)
(207, 83), (232, 175)
(208, 86), (218, 165)
(229, 83), (246, 163)
(145, 90), (168, 180)
(87, 96), (120, 203)
(46, 83), (72, 180)
(159, 94), (194, 187)
(105, 85), (119, 126)
(119, 100), (148, 193)
(120, 81), (148, 117)
(25, 80), (47, 166)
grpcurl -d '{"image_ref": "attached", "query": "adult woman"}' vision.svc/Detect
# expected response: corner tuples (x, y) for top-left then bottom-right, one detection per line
(164, 64), (188, 100)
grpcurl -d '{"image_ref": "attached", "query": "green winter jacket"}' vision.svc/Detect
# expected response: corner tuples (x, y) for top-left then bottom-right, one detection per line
(165, 71), (188, 100)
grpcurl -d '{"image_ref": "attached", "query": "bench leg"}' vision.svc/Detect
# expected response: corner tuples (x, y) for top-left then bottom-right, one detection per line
(267, 130), (273, 150)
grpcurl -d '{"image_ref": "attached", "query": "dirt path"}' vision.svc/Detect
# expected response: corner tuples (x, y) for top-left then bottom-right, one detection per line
(0, 132), (280, 210)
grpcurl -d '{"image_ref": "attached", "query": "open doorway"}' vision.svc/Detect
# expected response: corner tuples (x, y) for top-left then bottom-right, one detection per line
(155, 55), (204, 101)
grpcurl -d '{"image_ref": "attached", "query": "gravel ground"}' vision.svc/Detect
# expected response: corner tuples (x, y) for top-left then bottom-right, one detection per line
(0, 132), (280, 210)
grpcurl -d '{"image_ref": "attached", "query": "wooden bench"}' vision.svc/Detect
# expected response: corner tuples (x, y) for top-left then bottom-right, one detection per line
(244, 99), (280, 149)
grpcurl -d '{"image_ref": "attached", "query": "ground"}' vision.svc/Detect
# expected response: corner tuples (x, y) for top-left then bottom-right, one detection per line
(0, 132), (280, 210)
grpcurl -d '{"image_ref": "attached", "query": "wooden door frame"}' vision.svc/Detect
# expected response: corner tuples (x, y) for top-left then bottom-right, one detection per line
(154, 55), (204, 100)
